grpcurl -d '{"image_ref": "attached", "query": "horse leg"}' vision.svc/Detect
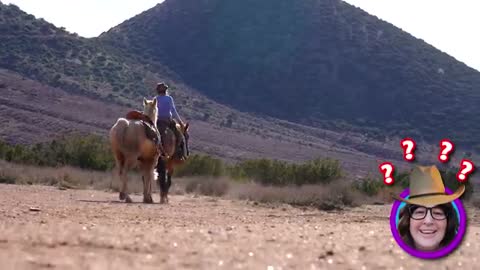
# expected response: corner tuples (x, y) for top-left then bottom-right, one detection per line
(162, 163), (174, 203)
(165, 170), (172, 203)
(114, 151), (131, 203)
(140, 161), (154, 204)
(157, 159), (168, 204)
(120, 175), (133, 203)
(119, 159), (133, 203)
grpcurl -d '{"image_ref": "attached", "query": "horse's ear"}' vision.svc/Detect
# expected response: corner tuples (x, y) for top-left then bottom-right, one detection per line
(143, 97), (147, 106)
(152, 97), (157, 106)
(185, 122), (189, 131)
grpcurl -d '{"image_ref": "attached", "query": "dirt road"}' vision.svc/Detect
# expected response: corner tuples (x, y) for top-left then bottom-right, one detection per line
(1, 184), (479, 269)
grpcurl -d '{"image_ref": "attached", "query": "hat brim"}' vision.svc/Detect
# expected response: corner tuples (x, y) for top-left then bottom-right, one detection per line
(393, 185), (465, 207)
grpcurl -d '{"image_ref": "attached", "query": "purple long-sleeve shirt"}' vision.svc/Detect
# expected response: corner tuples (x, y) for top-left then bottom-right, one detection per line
(155, 95), (182, 122)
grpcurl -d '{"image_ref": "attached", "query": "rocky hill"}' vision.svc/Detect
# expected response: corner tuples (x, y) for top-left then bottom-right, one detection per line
(1, 1), (478, 176)
(100, 0), (480, 151)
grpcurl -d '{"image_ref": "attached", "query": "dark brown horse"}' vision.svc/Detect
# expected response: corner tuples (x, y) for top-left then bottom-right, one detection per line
(156, 121), (190, 203)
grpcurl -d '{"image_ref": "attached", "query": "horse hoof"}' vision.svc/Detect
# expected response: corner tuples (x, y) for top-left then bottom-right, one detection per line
(160, 196), (168, 204)
(143, 195), (154, 204)
(119, 192), (126, 201)
(125, 196), (133, 203)
(160, 191), (169, 204)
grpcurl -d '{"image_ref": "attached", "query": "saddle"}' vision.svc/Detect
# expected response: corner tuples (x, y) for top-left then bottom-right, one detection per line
(125, 110), (161, 146)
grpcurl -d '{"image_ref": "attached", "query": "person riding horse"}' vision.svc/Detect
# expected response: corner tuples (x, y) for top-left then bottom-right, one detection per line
(154, 82), (187, 160)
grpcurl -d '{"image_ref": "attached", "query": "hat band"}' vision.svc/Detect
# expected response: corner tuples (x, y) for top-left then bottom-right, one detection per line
(408, 192), (446, 199)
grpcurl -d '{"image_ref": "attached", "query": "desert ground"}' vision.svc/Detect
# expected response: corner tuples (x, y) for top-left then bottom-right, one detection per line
(1, 184), (479, 270)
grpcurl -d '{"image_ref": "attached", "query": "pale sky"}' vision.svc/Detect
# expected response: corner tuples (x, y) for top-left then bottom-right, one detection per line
(2, 0), (480, 71)
(344, 0), (480, 71)
(2, 0), (163, 37)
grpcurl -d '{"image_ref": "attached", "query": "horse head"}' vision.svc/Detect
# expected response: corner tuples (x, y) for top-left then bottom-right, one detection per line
(143, 97), (158, 125)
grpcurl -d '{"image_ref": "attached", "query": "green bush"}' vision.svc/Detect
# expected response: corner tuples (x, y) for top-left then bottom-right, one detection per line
(61, 134), (113, 170)
(294, 158), (343, 185)
(353, 176), (384, 196)
(175, 154), (225, 177)
(0, 134), (114, 171)
(229, 157), (343, 186)
(229, 159), (290, 185)
(1, 137), (343, 186)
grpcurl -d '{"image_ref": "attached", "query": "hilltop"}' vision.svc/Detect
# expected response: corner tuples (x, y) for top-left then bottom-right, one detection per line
(1, 1), (478, 175)
(100, 0), (480, 151)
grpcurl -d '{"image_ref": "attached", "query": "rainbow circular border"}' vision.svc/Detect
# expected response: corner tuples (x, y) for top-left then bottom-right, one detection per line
(389, 188), (467, 259)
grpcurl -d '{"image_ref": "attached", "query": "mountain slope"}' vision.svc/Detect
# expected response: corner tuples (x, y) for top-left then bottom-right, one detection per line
(0, 2), (423, 176)
(1, 2), (478, 176)
(2, 67), (407, 175)
(0, 2), (272, 130)
(0, 2), (176, 103)
(100, 0), (480, 150)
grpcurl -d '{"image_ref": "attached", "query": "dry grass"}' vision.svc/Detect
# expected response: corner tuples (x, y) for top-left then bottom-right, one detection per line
(0, 160), (144, 192)
(471, 197), (480, 209)
(184, 176), (230, 197)
(227, 181), (368, 210)
(0, 160), (379, 209)
(176, 175), (372, 210)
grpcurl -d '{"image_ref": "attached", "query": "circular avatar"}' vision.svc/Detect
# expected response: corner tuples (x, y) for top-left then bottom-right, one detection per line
(389, 165), (467, 259)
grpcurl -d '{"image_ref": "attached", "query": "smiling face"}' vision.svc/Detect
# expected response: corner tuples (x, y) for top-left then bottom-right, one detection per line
(409, 206), (447, 251)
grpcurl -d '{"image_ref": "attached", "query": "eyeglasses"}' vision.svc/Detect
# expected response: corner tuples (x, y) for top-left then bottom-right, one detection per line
(408, 206), (447, 220)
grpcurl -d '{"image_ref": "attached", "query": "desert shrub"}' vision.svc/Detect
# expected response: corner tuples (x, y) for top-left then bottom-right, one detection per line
(354, 169), (409, 196)
(230, 157), (343, 186)
(0, 141), (7, 157)
(0, 135), (114, 171)
(229, 158), (290, 185)
(175, 154), (225, 177)
(389, 170), (410, 188)
(61, 134), (113, 170)
(0, 171), (17, 184)
(353, 176), (385, 196)
(293, 158), (343, 185)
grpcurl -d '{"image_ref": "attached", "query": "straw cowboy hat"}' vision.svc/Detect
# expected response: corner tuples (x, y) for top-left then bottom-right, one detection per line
(395, 165), (465, 207)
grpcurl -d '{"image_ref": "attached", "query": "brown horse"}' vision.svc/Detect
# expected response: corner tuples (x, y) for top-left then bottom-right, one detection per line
(109, 98), (161, 203)
(156, 120), (190, 203)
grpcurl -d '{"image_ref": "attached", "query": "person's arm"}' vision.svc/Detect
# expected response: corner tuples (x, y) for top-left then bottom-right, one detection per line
(169, 96), (183, 124)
